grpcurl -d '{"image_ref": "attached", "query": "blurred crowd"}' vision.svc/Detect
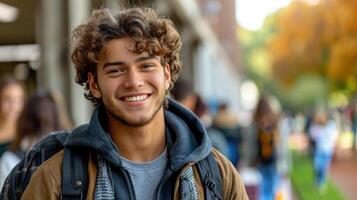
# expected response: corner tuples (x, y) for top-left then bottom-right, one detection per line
(0, 75), (72, 189)
(170, 78), (357, 200)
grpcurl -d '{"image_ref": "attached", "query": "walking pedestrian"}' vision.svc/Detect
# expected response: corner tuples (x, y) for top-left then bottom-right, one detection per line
(212, 102), (241, 167)
(0, 76), (24, 158)
(253, 96), (279, 200)
(0, 90), (72, 189)
(171, 78), (229, 155)
(309, 110), (338, 192)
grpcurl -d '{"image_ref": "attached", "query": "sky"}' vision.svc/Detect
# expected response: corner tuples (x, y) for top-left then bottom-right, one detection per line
(236, 0), (293, 31)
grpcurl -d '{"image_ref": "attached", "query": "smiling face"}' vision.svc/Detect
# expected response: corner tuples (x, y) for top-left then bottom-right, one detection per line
(0, 84), (24, 122)
(89, 38), (171, 127)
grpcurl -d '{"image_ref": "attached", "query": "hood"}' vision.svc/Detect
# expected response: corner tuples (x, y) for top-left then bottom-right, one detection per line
(64, 98), (212, 171)
(164, 99), (212, 171)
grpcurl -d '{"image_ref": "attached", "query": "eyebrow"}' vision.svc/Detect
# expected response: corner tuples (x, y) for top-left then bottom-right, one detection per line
(103, 56), (158, 69)
(103, 61), (125, 69)
(135, 55), (158, 62)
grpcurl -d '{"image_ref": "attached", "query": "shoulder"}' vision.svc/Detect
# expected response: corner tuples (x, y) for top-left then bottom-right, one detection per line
(33, 149), (64, 178)
(211, 149), (249, 200)
(211, 149), (238, 179)
(21, 150), (64, 200)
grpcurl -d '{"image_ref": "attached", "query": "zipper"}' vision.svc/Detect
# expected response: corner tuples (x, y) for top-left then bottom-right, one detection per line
(153, 168), (172, 200)
(121, 168), (136, 200)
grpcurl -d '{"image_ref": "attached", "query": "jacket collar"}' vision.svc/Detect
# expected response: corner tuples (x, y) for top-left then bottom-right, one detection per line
(164, 99), (211, 171)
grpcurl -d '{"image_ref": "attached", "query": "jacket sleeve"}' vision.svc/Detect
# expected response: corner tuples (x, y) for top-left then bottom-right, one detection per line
(21, 150), (64, 200)
(212, 149), (249, 200)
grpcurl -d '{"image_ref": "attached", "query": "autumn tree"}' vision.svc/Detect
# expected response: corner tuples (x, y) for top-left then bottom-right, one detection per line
(268, 0), (357, 100)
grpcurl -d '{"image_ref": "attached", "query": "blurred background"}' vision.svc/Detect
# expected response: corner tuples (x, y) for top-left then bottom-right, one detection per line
(0, 0), (356, 199)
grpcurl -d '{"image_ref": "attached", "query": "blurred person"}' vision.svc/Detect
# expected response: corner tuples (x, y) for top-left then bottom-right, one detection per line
(309, 110), (339, 192)
(304, 110), (316, 158)
(211, 102), (242, 167)
(275, 112), (293, 200)
(293, 113), (305, 134)
(0, 75), (25, 157)
(170, 78), (196, 111)
(171, 78), (230, 159)
(351, 102), (357, 151)
(7, 8), (248, 199)
(0, 90), (72, 189)
(253, 95), (279, 200)
(277, 112), (293, 175)
(171, 78), (212, 125)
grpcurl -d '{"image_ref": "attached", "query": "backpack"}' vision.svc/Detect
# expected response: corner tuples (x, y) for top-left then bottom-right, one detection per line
(0, 127), (89, 200)
(256, 124), (277, 164)
(0, 126), (223, 200)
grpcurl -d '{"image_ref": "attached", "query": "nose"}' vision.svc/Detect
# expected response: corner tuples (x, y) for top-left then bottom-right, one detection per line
(123, 68), (144, 89)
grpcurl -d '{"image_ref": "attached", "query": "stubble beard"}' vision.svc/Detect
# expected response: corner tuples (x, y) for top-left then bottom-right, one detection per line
(105, 96), (166, 127)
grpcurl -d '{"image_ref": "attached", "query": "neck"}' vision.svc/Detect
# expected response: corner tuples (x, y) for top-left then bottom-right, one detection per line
(107, 108), (166, 162)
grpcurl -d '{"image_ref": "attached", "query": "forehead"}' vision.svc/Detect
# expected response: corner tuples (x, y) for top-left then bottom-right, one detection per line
(0, 85), (24, 103)
(1, 84), (23, 96)
(100, 38), (150, 61)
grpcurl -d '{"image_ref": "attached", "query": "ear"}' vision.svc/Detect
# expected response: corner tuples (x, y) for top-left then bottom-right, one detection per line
(164, 64), (171, 90)
(88, 73), (102, 98)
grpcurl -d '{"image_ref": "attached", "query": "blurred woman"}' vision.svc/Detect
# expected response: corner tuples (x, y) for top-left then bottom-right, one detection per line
(0, 76), (25, 157)
(309, 110), (338, 192)
(0, 90), (72, 188)
(253, 95), (279, 200)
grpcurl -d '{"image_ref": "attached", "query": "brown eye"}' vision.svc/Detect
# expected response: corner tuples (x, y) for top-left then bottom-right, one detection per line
(106, 67), (125, 76)
(140, 63), (155, 70)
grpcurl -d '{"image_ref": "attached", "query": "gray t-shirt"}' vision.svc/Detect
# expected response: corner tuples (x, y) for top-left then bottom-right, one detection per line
(120, 148), (168, 200)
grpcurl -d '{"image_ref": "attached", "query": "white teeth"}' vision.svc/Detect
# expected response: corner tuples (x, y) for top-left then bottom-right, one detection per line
(124, 95), (148, 102)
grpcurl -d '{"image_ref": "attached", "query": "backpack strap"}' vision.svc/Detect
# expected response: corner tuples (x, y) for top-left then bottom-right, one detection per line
(60, 147), (89, 200)
(196, 152), (223, 200)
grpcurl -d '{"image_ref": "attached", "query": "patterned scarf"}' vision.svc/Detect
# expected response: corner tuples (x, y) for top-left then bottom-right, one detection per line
(180, 167), (199, 200)
(94, 155), (199, 200)
(95, 155), (115, 200)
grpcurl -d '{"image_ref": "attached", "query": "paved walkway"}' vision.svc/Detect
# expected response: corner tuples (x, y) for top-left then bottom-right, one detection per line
(330, 149), (357, 200)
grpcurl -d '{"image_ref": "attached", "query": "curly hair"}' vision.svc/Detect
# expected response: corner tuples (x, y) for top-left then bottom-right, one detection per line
(71, 7), (182, 105)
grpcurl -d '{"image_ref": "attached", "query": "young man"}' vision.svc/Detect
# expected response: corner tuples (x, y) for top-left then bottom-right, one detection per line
(21, 8), (248, 199)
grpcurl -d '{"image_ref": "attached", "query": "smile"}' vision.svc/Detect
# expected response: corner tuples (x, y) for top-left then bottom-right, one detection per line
(122, 94), (150, 102)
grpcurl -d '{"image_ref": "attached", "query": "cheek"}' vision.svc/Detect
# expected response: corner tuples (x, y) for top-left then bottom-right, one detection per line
(1, 100), (10, 110)
(150, 74), (167, 90)
(100, 80), (120, 98)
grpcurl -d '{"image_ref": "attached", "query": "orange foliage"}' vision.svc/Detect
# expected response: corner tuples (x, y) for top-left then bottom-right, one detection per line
(268, 0), (357, 87)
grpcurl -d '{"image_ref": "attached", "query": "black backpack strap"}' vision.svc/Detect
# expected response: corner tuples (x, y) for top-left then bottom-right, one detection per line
(196, 152), (223, 200)
(61, 147), (89, 200)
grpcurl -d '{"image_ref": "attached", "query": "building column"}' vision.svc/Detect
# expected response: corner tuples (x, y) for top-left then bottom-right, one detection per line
(68, 0), (92, 125)
(37, 0), (65, 94)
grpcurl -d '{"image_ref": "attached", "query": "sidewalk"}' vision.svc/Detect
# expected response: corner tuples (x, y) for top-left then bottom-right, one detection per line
(330, 149), (357, 200)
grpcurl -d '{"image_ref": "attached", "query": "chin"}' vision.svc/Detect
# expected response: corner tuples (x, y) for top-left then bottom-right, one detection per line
(107, 109), (156, 127)
(122, 116), (155, 127)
